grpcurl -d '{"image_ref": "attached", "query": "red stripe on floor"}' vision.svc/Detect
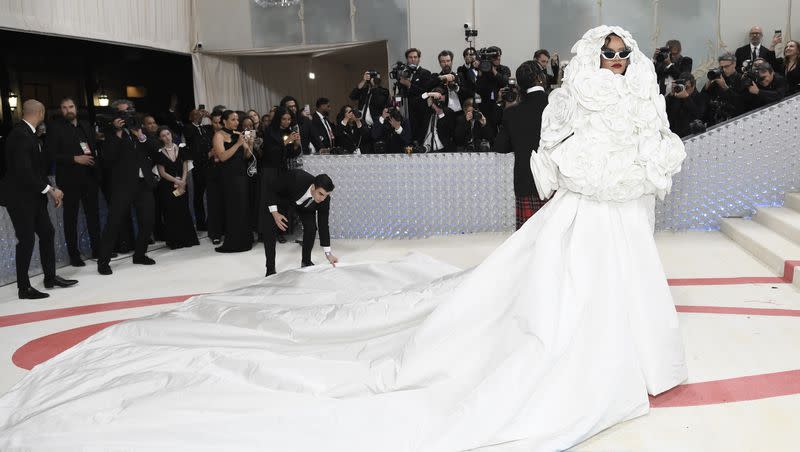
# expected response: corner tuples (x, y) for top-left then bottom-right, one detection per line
(782, 260), (800, 283)
(668, 276), (785, 286)
(650, 370), (800, 407)
(0, 295), (195, 328)
(12, 320), (124, 370)
(675, 305), (800, 317)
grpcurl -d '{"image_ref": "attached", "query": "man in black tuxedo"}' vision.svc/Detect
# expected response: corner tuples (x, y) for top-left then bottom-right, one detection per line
(349, 71), (390, 126)
(456, 47), (479, 105)
(397, 48), (436, 144)
(310, 97), (335, 153)
(261, 169), (338, 276)
(475, 46), (511, 139)
(370, 107), (413, 153)
(183, 109), (213, 231)
(2, 100), (78, 299)
(433, 50), (464, 114)
(735, 26), (779, 72)
(494, 61), (549, 229)
(97, 100), (158, 275)
(49, 97), (102, 267)
(740, 62), (787, 112)
(454, 100), (491, 151)
(420, 87), (457, 152)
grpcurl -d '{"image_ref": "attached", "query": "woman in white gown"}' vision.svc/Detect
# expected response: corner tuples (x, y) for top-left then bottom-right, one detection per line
(0, 26), (687, 452)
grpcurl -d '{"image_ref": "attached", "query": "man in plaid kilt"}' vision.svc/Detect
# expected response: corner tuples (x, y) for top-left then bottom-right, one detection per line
(494, 60), (551, 229)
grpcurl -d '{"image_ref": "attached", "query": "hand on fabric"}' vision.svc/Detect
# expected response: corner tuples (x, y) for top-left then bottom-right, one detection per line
(272, 212), (289, 231)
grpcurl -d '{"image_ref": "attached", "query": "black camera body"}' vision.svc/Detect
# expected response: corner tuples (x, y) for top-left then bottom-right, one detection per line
(115, 109), (141, 130)
(672, 79), (686, 94)
(366, 70), (380, 79)
(707, 68), (723, 81)
(386, 107), (404, 123)
(655, 46), (671, 63)
(351, 108), (363, 119)
(499, 79), (519, 104)
(476, 47), (501, 72)
(390, 61), (414, 81)
(741, 67), (762, 86)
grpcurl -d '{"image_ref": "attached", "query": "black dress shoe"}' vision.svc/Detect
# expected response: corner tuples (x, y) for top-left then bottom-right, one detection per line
(70, 256), (86, 267)
(98, 263), (113, 275)
(265, 269), (276, 277)
(301, 261), (315, 268)
(19, 287), (49, 299)
(44, 276), (79, 289)
(132, 255), (156, 265)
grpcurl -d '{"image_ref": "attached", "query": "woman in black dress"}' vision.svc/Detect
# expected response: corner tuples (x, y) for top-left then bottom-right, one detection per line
(212, 110), (254, 253)
(775, 40), (800, 96)
(334, 105), (369, 154)
(154, 127), (199, 249)
(259, 107), (302, 242)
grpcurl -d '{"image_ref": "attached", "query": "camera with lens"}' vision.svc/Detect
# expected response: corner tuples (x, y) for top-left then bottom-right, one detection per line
(472, 110), (484, 122)
(707, 68), (723, 81)
(115, 109), (141, 130)
(655, 46), (671, 63)
(366, 70), (380, 79)
(351, 108), (363, 119)
(672, 79), (686, 94)
(499, 78), (519, 104)
(387, 107), (404, 123)
(741, 66), (762, 86)
(390, 61), (414, 81)
(476, 47), (501, 72)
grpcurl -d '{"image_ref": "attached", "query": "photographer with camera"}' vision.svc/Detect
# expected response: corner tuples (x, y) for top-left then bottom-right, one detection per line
(666, 73), (707, 138)
(454, 99), (490, 151)
(494, 61), (549, 229)
(419, 87), (456, 152)
(702, 53), (744, 126)
(534, 49), (561, 89)
(653, 40), (693, 95)
(434, 50), (464, 113)
(741, 61), (787, 113)
(334, 105), (369, 154)
(370, 107), (412, 154)
(96, 99), (158, 275)
(392, 48), (435, 144)
(457, 47), (479, 104)
(736, 26), (779, 73)
(349, 70), (390, 127)
(474, 46), (511, 137)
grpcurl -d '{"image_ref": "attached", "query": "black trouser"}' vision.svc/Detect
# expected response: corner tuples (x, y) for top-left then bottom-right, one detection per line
(101, 172), (134, 252)
(152, 185), (164, 241)
(206, 168), (225, 240)
(62, 180), (101, 259)
(99, 180), (155, 264)
(192, 165), (208, 229)
(263, 207), (317, 273)
(7, 197), (55, 290)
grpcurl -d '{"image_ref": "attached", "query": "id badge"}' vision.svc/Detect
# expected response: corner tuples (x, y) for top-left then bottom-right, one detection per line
(80, 142), (91, 155)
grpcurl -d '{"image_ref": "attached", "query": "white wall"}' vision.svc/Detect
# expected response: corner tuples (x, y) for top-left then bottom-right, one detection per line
(409, 0), (540, 75)
(0, 0), (193, 53)
(195, 0), (254, 51)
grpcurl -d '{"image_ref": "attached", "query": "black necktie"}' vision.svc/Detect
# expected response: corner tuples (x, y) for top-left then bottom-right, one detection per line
(752, 47), (757, 62)
(429, 114), (437, 152)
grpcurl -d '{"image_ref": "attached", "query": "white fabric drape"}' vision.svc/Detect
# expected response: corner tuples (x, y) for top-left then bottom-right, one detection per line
(192, 53), (245, 110)
(0, 0), (192, 53)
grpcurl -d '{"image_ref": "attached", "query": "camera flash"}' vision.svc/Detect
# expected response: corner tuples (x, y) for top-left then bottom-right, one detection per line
(308, 72), (316, 80)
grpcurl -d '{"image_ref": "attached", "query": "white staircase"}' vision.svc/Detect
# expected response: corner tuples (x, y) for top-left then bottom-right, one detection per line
(720, 193), (800, 288)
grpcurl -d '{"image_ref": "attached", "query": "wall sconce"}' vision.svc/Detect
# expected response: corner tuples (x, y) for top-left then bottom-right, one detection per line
(308, 72), (316, 80)
(98, 93), (109, 107)
(8, 92), (18, 111)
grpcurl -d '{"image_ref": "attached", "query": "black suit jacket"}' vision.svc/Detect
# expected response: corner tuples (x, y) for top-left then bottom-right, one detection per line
(735, 44), (777, 72)
(48, 118), (100, 187)
(333, 121), (369, 153)
(263, 169), (330, 247)
(349, 85), (390, 124)
(655, 56), (693, 94)
(456, 64), (479, 104)
(182, 122), (213, 167)
(404, 67), (436, 121)
(370, 118), (413, 153)
(454, 115), (491, 148)
(494, 90), (548, 197)
(310, 113), (335, 151)
(104, 130), (157, 193)
(475, 64), (511, 104)
(1, 121), (50, 207)
(666, 90), (708, 138)
(421, 108), (457, 152)
(741, 73), (787, 111)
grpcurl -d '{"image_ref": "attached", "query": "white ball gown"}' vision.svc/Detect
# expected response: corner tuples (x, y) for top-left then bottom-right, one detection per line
(0, 26), (688, 452)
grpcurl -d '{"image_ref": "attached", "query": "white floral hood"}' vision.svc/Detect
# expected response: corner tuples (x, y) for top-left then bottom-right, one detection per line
(531, 25), (686, 202)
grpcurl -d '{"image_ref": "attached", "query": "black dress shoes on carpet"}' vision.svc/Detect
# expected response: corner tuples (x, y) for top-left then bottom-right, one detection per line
(70, 256), (86, 267)
(98, 263), (113, 275)
(18, 287), (49, 299)
(301, 261), (315, 268)
(44, 276), (79, 289)
(132, 255), (156, 265)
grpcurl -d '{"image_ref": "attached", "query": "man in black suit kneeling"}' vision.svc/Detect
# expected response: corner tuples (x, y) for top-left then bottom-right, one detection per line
(262, 169), (338, 276)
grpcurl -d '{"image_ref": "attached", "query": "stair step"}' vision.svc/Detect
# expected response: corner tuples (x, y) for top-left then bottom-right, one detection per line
(785, 192), (800, 212)
(753, 206), (800, 245)
(719, 218), (800, 277)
